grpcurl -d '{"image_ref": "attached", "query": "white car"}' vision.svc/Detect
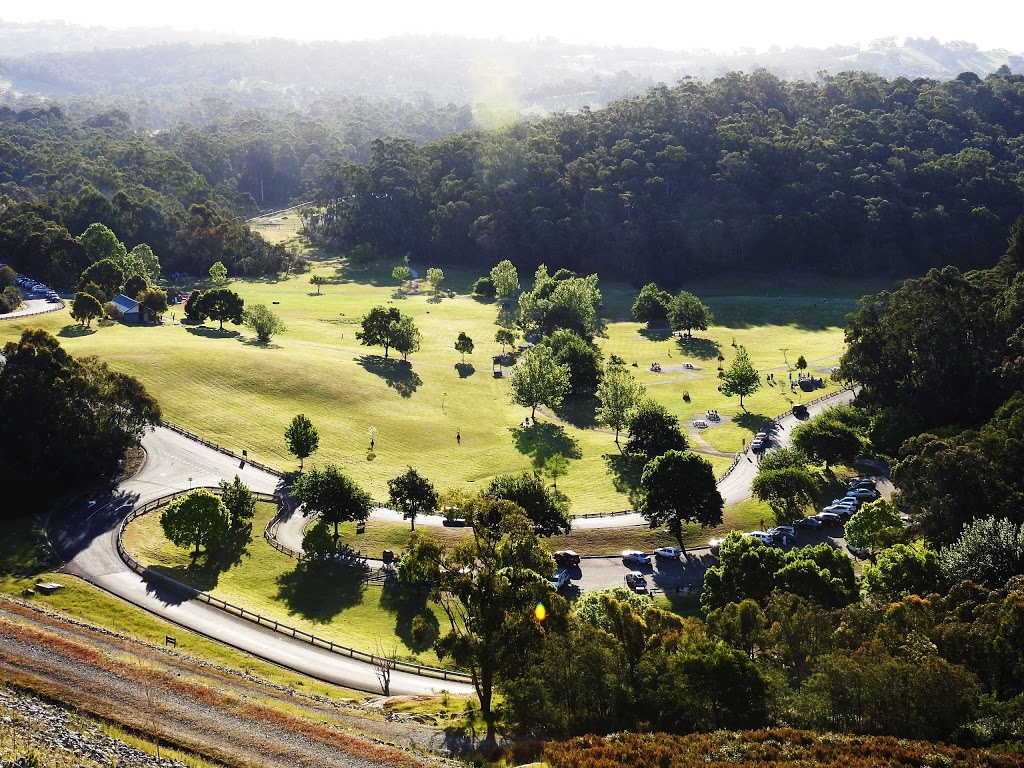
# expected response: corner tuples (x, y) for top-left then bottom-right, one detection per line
(742, 531), (775, 545)
(848, 487), (881, 500)
(622, 550), (651, 565)
(549, 570), (571, 590)
(653, 546), (683, 559)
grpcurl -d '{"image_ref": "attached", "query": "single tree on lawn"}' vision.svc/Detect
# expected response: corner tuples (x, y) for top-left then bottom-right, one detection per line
(219, 475), (257, 529)
(639, 450), (724, 553)
(243, 303), (286, 343)
(309, 275), (326, 294)
(795, 355), (808, 373)
(71, 292), (103, 327)
(284, 414), (319, 471)
(845, 498), (903, 555)
(668, 291), (714, 338)
(160, 488), (230, 555)
(426, 267), (445, 296)
(208, 260), (228, 285)
(196, 288), (244, 330)
(508, 344), (570, 420)
(495, 328), (517, 354)
(751, 466), (819, 522)
(631, 282), (673, 326)
(544, 453), (569, 489)
(625, 399), (687, 458)
(596, 363), (646, 446)
(392, 264), (412, 290)
(721, 345), (761, 409)
(392, 315), (421, 361)
(356, 305), (403, 359)
(387, 467), (438, 531)
(292, 464), (373, 541)
(490, 259), (520, 299)
(455, 332), (474, 363)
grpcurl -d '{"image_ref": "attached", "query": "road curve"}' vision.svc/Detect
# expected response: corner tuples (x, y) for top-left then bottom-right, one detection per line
(49, 427), (472, 697)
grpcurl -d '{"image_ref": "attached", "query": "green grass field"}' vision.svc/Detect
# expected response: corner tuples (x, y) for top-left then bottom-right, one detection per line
(0, 258), (893, 513)
(121, 502), (450, 667)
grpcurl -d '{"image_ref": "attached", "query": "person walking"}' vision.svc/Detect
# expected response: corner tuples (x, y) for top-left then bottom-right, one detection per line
(456, 430), (461, 445)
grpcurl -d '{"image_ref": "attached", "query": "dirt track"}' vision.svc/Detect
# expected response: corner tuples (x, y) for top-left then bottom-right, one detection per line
(0, 598), (461, 768)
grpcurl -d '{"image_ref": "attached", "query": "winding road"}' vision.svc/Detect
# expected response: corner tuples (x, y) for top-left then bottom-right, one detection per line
(49, 387), (855, 696)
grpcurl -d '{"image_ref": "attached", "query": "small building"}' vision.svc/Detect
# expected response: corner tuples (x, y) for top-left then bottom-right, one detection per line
(111, 293), (149, 324)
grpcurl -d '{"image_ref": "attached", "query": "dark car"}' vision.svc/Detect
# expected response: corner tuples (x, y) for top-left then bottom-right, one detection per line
(553, 550), (581, 566)
(792, 404), (808, 417)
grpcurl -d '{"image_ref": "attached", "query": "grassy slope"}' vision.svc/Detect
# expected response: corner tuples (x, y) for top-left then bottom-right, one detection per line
(0, 262), (892, 516)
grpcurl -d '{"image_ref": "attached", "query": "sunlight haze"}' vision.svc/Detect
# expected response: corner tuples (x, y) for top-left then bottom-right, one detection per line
(4, 1), (1018, 52)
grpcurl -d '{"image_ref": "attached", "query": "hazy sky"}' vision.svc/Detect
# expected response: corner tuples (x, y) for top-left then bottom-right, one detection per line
(4, 2), (1020, 52)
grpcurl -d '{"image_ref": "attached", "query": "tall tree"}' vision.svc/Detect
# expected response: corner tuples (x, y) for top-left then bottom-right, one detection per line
(309, 275), (326, 294)
(508, 344), (570, 420)
(668, 291), (714, 337)
(397, 497), (553, 738)
(490, 259), (520, 299)
(160, 489), (229, 555)
(71, 292), (103, 327)
(494, 328), (517, 354)
(126, 243), (161, 282)
(639, 450), (723, 552)
(455, 331), (474, 363)
(751, 466), (819, 522)
(139, 288), (169, 319)
(543, 330), (603, 395)
(720, 345), (761, 408)
(208, 260), (228, 284)
(426, 267), (445, 295)
(356, 305), (403, 359)
(243, 304), (286, 343)
(596, 364), (646, 446)
(845, 498), (903, 554)
(79, 222), (126, 266)
(631, 283), (673, 326)
(292, 464), (373, 541)
(219, 475), (257, 529)
(387, 467), (438, 531)
(625, 399), (687, 458)
(791, 415), (862, 471)
(79, 259), (124, 299)
(284, 414), (319, 471)
(486, 471), (571, 537)
(196, 288), (244, 330)
(392, 314), (421, 361)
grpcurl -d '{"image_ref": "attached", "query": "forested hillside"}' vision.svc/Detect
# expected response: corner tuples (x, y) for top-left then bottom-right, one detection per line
(309, 69), (1024, 283)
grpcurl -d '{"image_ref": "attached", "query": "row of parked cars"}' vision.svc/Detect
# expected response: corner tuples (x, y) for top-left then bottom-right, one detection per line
(15, 274), (61, 303)
(793, 477), (880, 529)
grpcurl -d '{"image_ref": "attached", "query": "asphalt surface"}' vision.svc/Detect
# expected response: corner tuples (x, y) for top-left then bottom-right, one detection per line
(50, 387), (860, 693)
(50, 428), (472, 696)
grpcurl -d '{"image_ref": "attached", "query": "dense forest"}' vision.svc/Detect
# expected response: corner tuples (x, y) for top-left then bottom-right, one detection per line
(308, 69), (1024, 283)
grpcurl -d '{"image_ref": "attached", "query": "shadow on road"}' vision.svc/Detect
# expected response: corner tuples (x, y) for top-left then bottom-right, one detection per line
(51, 489), (140, 564)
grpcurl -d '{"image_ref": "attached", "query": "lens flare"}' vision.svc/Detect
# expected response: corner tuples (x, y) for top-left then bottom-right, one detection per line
(534, 602), (547, 622)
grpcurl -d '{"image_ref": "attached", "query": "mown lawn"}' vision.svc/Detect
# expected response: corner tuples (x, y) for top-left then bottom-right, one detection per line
(121, 502), (450, 667)
(0, 265), (885, 513)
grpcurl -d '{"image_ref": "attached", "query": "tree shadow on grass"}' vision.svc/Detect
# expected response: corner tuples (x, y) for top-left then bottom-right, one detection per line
(675, 335), (721, 360)
(149, 525), (253, 593)
(455, 363), (475, 378)
(511, 422), (582, 470)
(58, 324), (95, 338)
(732, 411), (773, 433)
(185, 326), (241, 339)
(239, 337), (283, 349)
(276, 561), (366, 623)
(639, 326), (673, 342)
(604, 452), (647, 507)
(552, 394), (599, 429)
(380, 581), (439, 652)
(357, 355), (422, 397)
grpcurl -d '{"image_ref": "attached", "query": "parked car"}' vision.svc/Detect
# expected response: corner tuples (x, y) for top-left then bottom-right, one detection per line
(832, 497), (859, 509)
(792, 404), (809, 417)
(814, 511), (842, 526)
(794, 517), (824, 528)
(624, 571), (648, 593)
(743, 531), (775, 546)
(847, 477), (877, 490)
(750, 438), (764, 452)
(848, 487), (881, 501)
(847, 543), (870, 558)
(622, 550), (651, 565)
(653, 546), (683, 559)
(767, 525), (796, 542)
(553, 550), (581, 566)
(549, 570), (571, 590)
(823, 504), (855, 518)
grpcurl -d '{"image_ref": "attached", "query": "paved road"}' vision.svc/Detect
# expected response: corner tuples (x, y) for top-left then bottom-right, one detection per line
(50, 428), (472, 696)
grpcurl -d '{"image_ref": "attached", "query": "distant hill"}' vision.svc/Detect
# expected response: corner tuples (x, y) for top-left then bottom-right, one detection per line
(0, 25), (1021, 128)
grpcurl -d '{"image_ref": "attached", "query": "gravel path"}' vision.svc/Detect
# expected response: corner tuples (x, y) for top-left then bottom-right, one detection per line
(0, 598), (463, 768)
